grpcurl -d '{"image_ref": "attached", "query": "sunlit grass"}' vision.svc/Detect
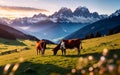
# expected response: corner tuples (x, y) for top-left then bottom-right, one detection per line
(82, 33), (120, 54)
(0, 33), (120, 75)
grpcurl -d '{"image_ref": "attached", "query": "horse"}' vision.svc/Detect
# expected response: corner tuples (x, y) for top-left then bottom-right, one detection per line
(35, 38), (46, 55)
(53, 38), (82, 56)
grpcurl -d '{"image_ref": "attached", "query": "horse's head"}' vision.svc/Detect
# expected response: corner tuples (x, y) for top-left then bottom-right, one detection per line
(53, 48), (57, 55)
(53, 44), (60, 55)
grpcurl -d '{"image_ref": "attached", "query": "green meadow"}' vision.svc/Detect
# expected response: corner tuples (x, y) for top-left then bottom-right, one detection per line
(0, 33), (120, 75)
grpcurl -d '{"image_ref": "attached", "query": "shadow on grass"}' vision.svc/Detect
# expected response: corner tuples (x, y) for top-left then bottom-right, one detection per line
(46, 47), (54, 50)
(0, 39), (26, 46)
(63, 49), (120, 59)
(0, 61), (72, 75)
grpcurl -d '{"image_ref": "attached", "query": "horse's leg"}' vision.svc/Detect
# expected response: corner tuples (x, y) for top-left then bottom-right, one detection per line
(43, 49), (45, 55)
(36, 48), (38, 55)
(42, 49), (44, 55)
(42, 48), (45, 55)
(78, 49), (80, 56)
(38, 49), (41, 55)
(61, 49), (63, 55)
(77, 47), (80, 56)
(63, 49), (66, 55)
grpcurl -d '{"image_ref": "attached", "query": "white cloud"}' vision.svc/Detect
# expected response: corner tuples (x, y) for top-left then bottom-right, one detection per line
(0, 5), (48, 12)
(0, 5), (48, 19)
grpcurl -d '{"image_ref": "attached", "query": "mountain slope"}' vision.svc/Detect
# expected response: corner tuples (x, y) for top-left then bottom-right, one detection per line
(64, 14), (120, 39)
(0, 23), (35, 40)
(0, 28), (16, 40)
(0, 23), (55, 44)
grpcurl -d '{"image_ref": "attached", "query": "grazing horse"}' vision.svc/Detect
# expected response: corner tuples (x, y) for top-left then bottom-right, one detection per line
(35, 39), (46, 55)
(53, 38), (82, 56)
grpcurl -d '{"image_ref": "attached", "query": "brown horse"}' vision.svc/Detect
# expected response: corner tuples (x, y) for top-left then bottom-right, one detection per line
(35, 39), (46, 55)
(53, 38), (82, 56)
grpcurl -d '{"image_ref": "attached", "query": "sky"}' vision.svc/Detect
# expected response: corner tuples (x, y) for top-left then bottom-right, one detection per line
(0, 0), (120, 19)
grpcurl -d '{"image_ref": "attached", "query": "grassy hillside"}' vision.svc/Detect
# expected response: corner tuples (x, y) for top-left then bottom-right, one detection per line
(82, 33), (120, 54)
(0, 33), (120, 75)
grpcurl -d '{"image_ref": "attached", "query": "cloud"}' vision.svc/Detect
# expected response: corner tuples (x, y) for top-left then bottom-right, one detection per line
(19, 26), (30, 30)
(0, 5), (48, 12)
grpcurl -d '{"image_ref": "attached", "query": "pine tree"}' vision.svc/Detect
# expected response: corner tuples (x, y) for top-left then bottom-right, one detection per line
(95, 32), (101, 37)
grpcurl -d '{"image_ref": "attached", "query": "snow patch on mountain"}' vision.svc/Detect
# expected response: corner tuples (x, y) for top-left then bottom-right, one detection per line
(110, 9), (120, 17)
(0, 18), (12, 25)
(49, 18), (57, 23)
(67, 16), (100, 23)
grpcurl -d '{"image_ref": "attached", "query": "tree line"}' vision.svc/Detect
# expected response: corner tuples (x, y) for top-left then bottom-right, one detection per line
(84, 29), (120, 39)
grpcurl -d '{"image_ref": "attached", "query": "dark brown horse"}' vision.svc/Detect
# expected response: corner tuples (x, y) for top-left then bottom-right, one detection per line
(35, 39), (46, 55)
(53, 38), (82, 55)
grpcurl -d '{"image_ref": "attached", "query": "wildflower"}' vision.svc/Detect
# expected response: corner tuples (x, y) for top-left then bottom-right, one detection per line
(3, 64), (11, 75)
(89, 67), (93, 72)
(93, 64), (98, 68)
(12, 63), (19, 72)
(88, 56), (94, 61)
(81, 69), (86, 74)
(71, 68), (76, 73)
(100, 56), (106, 62)
(107, 64), (115, 72)
(79, 57), (83, 61)
(89, 71), (94, 75)
(102, 48), (108, 56)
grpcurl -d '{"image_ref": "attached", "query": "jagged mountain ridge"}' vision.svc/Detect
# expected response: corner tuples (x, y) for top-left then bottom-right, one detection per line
(1, 6), (120, 26)
(9, 6), (108, 26)
(110, 9), (120, 17)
